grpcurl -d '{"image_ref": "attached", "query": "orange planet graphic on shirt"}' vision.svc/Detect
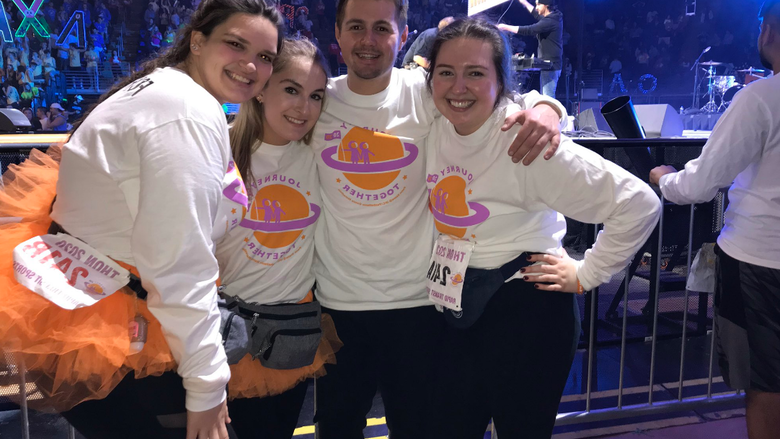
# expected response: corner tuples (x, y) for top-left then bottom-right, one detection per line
(430, 176), (469, 238)
(224, 161), (249, 216)
(429, 176), (490, 238)
(247, 185), (312, 249)
(321, 127), (419, 190)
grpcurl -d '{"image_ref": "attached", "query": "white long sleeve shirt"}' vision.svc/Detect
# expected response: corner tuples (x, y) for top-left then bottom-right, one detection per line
(427, 99), (661, 290)
(310, 68), (567, 310)
(659, 74), (780, 270)
(51, 67), (247, 412)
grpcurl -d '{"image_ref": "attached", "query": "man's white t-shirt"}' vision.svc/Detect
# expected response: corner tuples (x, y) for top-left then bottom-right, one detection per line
(51, 67), (247, 412)
(311, 69), (438, 311)
(217, 141), (319, 305)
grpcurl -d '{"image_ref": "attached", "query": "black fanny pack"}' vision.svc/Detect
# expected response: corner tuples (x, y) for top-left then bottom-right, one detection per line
(218, 291), (322, 370)
(444, 252), (536, 329)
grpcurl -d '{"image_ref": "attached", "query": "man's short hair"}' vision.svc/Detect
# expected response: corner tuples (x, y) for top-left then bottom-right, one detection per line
(438, 16), (454, 31)
(336, 0), (408, 31)
(760, 0), (780, 21)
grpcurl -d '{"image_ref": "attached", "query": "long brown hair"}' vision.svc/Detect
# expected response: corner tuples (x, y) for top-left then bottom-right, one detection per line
(71, 0), (284, 133)
(230, 38), (329, 188)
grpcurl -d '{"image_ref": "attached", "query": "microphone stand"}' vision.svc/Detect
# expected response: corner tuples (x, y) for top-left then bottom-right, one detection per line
(690, 48), (709, 111)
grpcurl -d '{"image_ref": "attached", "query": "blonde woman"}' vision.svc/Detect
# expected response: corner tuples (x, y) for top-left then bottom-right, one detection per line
(216, 38), (341, 439)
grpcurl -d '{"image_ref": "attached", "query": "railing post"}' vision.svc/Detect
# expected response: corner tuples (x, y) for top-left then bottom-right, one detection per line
(19, 361), (30, 439)
(648, 196), (665, 405)
(585, 225), (599, 412)
(678, 204), (696, 401)
(617, 265), (630, 409)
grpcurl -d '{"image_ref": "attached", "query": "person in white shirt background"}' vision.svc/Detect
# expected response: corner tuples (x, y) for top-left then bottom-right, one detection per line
(310, 0), (568, 437)
(650, 3), (780, 439)
(0, 1), (284, 438)
(216, 37), (341, 439)
(423, 18), (660, 439)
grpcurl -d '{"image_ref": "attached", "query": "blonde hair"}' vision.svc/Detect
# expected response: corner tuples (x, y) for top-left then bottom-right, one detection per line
(230, 38), (329, 187)
(438, 16), (454, 31)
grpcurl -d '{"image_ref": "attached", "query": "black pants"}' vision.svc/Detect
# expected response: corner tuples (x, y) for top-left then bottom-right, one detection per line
(62, 371), (237, 439)
(228, 380), (308, 439)
(314, 305), (445, 439)
(427, 280), (580, 439)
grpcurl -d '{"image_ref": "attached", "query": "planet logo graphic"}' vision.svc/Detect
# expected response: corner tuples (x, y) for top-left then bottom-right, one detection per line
(429, 176), (490, 238)
(321, 127), (418, 190)
(84, 281), (105, 296)
(450, 273), (464, 286)
(223, 161), (249, 216)
(239, 185), (320, 249)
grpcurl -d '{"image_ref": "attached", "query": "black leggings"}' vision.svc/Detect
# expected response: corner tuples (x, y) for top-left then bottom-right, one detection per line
(228, 380), (308, 439)
(427, 279), (580, 439)
(62, 371), (237, 439)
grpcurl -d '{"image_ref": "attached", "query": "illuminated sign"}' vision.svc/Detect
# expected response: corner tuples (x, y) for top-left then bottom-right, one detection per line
(12, 0), (48, 37)
(0, 3), (11, 42)
(56, 10), (86, 47)
(0, 0), (85, 47)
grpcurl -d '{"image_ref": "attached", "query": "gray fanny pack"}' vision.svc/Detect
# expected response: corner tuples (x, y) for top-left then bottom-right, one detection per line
(218, 292), (322, 370)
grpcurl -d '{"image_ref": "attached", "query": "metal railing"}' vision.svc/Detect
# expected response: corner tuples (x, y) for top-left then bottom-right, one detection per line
(62, 62), (132, 94)
(541, 138), (742, 436)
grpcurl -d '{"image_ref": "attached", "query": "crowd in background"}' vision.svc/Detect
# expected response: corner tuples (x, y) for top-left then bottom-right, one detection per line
(1, 0), (767, 130)
(578, 0), (763, 95)
(0, 0), (127, 129)
(138, 0), (195, 56)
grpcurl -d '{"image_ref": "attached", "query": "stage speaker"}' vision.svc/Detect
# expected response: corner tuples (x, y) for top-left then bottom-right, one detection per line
(634, 104), (684, 138)
(577, 102), (612, 133)
(0, 108), (32, 133)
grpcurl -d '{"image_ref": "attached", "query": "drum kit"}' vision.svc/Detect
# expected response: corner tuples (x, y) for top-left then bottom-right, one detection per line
(697, 61), (767, 113)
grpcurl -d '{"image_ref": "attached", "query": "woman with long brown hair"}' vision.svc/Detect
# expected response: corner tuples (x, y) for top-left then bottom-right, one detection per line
(0, 0), (284, 437)
(217, 37), (341, 439)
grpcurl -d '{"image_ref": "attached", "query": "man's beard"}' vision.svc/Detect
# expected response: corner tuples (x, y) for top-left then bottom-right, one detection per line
(354, 66), (384, 80)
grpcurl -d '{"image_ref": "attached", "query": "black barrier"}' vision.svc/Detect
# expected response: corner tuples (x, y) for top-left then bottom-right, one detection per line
(600, 96), (657, 181)
(0, 144), (52, 175)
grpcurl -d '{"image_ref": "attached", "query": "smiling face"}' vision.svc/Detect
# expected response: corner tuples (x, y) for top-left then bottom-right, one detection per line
(431, 37), (499, 136)
(335, 0), (407, 94)
(260, 57), (327, 145)
(188, 13), (279, 104)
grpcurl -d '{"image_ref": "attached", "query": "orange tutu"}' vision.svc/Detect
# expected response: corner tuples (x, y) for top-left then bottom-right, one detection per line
(1, 147), (339, 409)
(227, 312), (341, 399)
(0, 147), (176, 411)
